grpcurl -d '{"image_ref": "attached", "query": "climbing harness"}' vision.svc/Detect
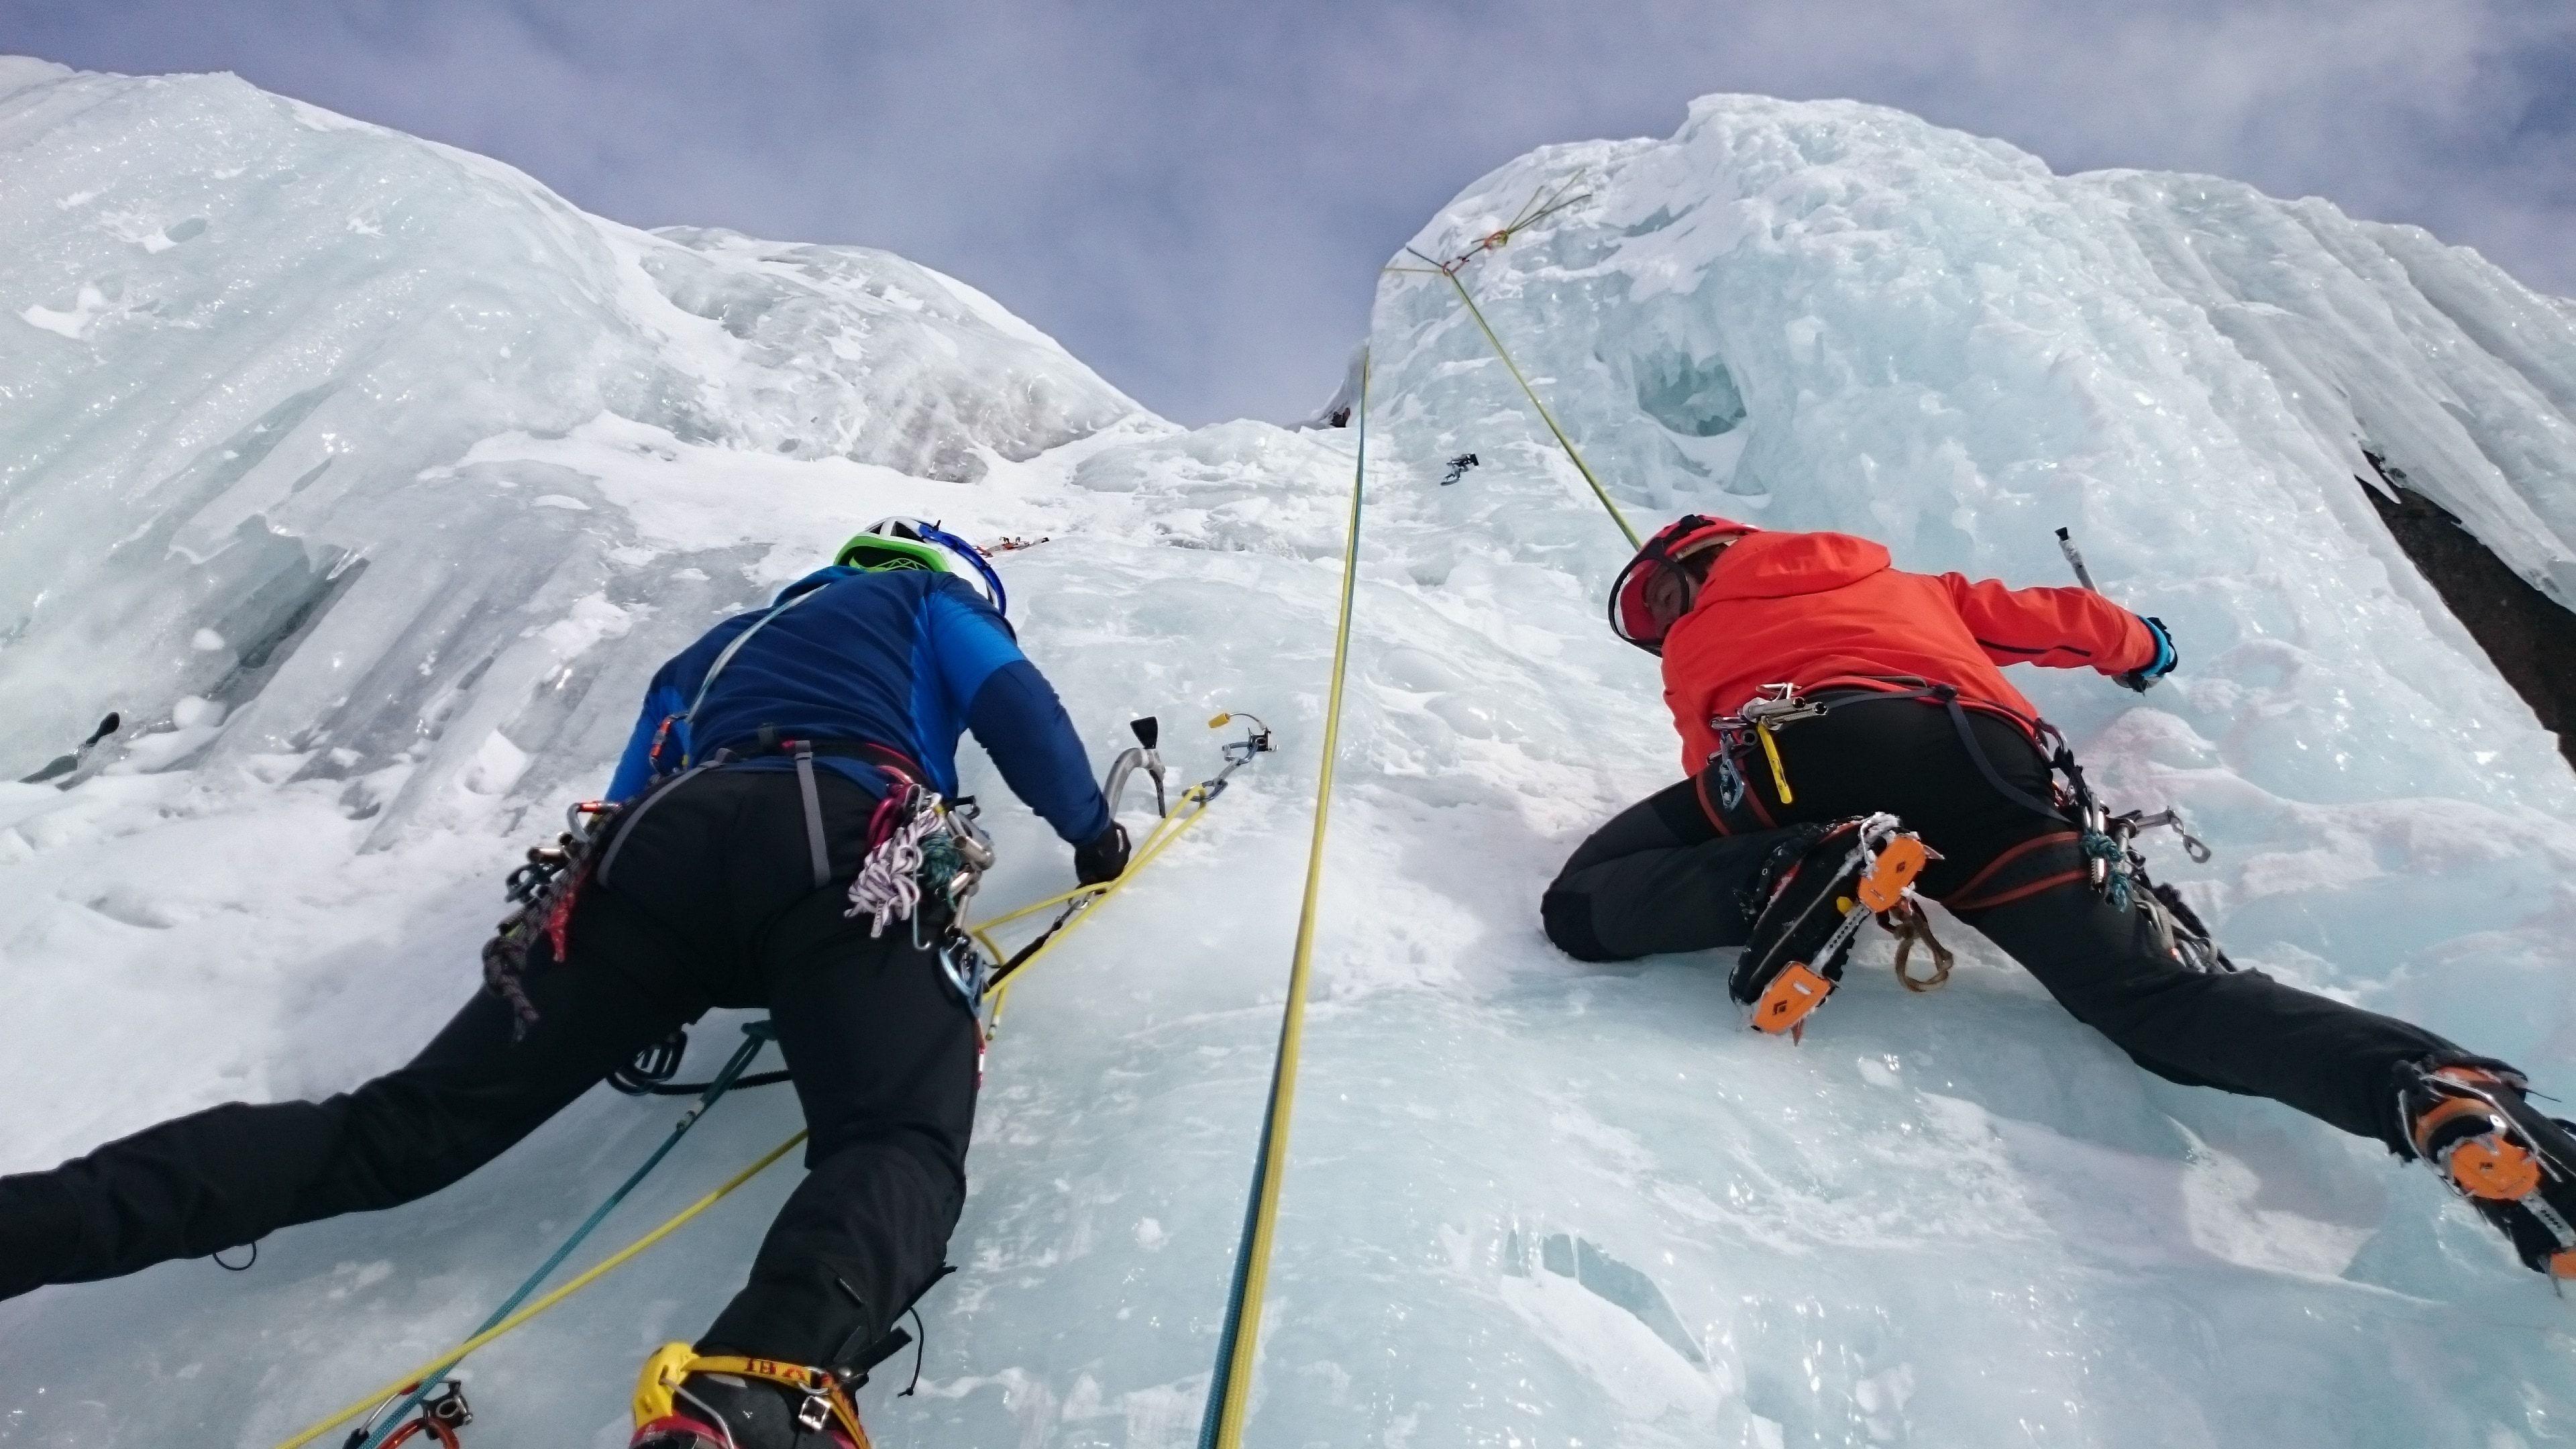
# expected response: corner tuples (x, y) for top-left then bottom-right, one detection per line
(1440, 452), (1479, 486)
(1195, 356), (1371, 1449)
(1385, 175), (1641, 551)
(1707, 678), (2231, 988)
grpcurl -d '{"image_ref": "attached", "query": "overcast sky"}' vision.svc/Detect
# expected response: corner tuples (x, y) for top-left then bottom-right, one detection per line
(10, 1), (2571, 424)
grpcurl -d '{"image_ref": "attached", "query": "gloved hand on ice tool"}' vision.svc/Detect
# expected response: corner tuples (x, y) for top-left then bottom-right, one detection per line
(0, 517), (1121, 1449)
(1542, 514), (2576, 1285)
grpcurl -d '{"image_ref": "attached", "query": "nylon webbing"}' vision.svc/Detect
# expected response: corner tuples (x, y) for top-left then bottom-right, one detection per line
(1195, 352), (1372, 1449)
(792, 743), (831, 888)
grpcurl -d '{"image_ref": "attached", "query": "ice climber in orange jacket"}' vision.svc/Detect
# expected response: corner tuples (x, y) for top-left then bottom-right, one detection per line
(1543, 513), (2576, 1285)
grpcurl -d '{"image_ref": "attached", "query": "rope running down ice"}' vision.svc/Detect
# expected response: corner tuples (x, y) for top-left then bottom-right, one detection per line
(1195, 350), (1373, 1449)
(1386, 176), (1642, 551)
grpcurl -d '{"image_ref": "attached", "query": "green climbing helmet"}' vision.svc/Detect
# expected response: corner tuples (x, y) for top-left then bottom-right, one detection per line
(833, 517), (1007, 614)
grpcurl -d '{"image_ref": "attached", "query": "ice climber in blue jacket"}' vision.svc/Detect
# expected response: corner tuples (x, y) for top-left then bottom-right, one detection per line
(0, 519), (1129, 1449)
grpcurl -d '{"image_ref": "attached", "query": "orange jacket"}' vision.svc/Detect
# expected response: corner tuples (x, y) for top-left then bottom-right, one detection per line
(1660, 529), (2156, 773)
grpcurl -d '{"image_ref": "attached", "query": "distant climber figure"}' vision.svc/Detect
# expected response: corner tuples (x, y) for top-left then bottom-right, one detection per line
(1441, 452), (1480, 486)
(0, 519), (1133, 1449)
(1543, 514), (2576, 1283)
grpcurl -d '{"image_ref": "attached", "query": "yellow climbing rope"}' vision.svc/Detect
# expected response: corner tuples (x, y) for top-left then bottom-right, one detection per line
(969, 774), (1225, 1034)
(272, 1132), (809, 1449)
(1196, 352), (1373, 1449)
(1386, 175), (1642, 551)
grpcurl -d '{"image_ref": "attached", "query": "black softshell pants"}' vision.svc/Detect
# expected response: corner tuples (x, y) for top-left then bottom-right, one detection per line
(0, 767), (975, 1367)
(1544, 698), (2469, 1151)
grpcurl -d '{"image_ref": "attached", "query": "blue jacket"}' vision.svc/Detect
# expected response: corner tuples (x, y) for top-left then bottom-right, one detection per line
(604, 567), (1112, 845)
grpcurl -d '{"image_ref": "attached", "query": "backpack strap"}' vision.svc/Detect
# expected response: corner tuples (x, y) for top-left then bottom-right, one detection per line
(672, 588), (823, 768)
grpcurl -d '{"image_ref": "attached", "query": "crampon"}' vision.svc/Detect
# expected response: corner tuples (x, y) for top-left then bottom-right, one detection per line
(2404, 1063), (2576, 1283)
(630, 1344), (871, 1449)
(1730, 814), (1933, 1040)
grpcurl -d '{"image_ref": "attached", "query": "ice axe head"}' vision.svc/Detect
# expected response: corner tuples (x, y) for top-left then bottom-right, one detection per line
(1130, 716), (1159, 750)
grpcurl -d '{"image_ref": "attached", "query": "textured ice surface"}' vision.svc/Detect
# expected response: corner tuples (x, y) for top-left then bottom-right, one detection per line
(0, 56), (1134, 812)
(7, 62), (2576, 1449)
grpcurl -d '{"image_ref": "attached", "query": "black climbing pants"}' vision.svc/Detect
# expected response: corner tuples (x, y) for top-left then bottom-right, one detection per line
(1543, 695), (2470, 1151)
(0, 767), (977, 1368)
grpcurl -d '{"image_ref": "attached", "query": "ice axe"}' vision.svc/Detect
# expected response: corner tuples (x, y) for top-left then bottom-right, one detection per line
(1100, 716), (1169, 818)
(2055, 527), (2098, 593)
(2056, 526), (2164, 694)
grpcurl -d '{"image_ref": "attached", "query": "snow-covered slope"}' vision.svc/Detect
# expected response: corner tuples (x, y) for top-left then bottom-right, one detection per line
(7, 61), (2576, 1449)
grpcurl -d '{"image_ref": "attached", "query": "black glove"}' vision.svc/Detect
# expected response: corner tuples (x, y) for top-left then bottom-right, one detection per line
(1075, 822), (1131, 885)
(2116, 615), (2177, 693)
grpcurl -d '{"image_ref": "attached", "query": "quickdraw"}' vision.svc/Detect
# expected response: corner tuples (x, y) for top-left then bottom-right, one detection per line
(340, 1381), (470, 1449)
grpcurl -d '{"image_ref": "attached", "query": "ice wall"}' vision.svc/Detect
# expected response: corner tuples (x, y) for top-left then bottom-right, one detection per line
(0, 57), (1135, 820)
(8, 62), (2576, 1449)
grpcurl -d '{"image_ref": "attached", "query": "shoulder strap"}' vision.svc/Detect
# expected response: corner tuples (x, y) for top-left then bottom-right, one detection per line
(678, 588), (822, 765)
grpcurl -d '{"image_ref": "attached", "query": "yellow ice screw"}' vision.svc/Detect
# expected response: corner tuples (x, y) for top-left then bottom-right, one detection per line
(1209, 712), (1232, 728)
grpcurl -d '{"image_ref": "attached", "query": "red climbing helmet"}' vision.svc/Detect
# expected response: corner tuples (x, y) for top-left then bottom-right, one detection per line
(1607, 514), (1755, 655)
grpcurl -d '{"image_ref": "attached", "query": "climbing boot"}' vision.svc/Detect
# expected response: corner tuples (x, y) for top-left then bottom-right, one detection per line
(1730, 813), (1930, 1039)
(630, 1344), (870, 1449)
(2403, 1063), (2576, 1280)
